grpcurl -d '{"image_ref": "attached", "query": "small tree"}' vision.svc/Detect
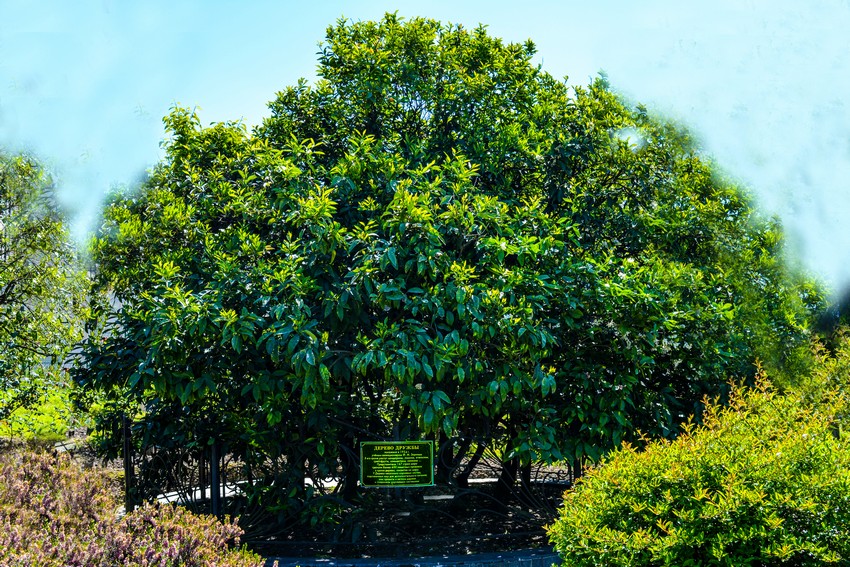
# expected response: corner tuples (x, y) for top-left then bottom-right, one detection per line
(0, 152), (86, 423)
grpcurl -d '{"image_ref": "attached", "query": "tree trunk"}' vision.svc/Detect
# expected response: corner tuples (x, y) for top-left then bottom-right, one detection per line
(518, 462), (534, 508)
(340, 437), (360, 502)
(455, 440), (485, 488)
(494, 456), (518, 505)
(436, 432), (456, 484)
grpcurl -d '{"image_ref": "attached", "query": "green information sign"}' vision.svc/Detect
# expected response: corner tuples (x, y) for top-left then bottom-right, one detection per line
(360, 441), (434, 488)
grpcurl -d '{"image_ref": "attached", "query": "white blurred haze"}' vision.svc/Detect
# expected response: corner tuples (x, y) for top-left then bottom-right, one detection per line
(2, 0), (850, 294)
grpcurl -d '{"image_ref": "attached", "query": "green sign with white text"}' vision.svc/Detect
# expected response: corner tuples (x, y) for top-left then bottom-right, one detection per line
(360, 441), (434, 488)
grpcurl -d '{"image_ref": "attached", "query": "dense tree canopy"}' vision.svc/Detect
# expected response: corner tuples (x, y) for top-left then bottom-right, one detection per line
(0, 152), (87, 421)
(77, 14), (820, 528)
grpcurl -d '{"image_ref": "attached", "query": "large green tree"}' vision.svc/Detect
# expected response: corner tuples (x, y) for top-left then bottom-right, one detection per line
(0, 152), (87, 422)
(77, 14), (819, 529)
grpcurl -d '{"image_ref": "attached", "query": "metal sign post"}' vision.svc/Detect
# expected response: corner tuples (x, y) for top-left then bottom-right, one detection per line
(210, 441), (221, 518)
(122, 414), (135, 512)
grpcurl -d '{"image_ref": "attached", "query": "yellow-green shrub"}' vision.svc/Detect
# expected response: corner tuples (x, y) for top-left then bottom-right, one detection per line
(1, 388), (78, 441)
(547, 374), (850, 566)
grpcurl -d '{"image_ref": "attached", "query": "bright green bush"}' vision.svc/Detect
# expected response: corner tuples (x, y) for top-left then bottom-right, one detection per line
(0, 448), (267, 566)
(547, 371), (850, 566)
(0, 387), (79, 442)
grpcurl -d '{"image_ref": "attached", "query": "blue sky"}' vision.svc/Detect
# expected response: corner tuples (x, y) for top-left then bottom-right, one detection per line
(2, 1), (850, 293)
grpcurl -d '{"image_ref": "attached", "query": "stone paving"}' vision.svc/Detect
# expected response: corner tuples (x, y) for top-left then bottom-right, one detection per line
(264, 548), (560, 567)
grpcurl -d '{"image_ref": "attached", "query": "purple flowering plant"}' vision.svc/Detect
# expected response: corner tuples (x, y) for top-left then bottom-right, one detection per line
(0, 447), (269, 566)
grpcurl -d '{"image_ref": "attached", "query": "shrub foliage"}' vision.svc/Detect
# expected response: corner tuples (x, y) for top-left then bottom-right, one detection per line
(0, 447), (265, 566)
(548, 353), (850, 566)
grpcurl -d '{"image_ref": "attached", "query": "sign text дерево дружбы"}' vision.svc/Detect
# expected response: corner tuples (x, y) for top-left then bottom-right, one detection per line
(360, 441), (434, 488)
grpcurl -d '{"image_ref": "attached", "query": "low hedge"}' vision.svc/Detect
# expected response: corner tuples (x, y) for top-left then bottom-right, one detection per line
(0, 447), (267, 566)
(548, 373), (850, 566)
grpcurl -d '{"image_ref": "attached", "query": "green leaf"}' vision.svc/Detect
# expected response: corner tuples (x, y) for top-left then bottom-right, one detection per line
(489, 381), (499, 398)
(423, 406), (435, 428)
(433, 390), (450, 406)
(541, 374), (556, 396)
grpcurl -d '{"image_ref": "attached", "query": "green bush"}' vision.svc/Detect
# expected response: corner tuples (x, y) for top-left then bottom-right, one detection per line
(547, 370), (850, 566)
(0, 387), (79, 442)
(0, 447), (267, 566)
